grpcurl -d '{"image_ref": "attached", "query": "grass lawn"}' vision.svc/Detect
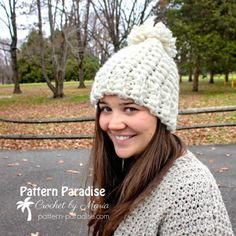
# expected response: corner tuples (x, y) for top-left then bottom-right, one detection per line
(0, 76), (236, 150)
(180, 75), (236, 107)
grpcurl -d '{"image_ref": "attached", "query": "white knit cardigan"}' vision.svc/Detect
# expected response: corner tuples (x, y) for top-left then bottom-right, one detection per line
(114, 151), (234, 236)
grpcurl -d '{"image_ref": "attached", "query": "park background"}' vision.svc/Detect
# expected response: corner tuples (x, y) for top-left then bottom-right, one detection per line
(0, 0), (236, 149)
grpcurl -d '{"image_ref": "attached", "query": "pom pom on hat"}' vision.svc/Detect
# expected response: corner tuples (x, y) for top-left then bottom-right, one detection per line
(90, 20), (180, 132)
(127, 20), (177, 58)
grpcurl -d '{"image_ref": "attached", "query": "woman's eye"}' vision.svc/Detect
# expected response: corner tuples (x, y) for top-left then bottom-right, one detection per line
(125, 107), (137, 113)
(100, 106), (111, 113)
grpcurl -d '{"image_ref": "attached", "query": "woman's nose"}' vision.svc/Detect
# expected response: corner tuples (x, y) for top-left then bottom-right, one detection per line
(107, 113), (126, 130)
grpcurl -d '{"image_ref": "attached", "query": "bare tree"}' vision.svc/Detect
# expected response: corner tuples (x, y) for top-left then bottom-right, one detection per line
(48, 0), (69, 97)
(37, 0), (69, 98)
(71, 0), (91, 88)
(36, 0), (55, 93)
(0, 39), (13, 84)
(0, 0), (22, 93)
(89, 13), (112, 64)
(90, 0), (154, 53)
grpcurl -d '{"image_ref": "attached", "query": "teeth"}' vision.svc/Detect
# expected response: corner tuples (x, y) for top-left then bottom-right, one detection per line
(115, 135), (131, 141)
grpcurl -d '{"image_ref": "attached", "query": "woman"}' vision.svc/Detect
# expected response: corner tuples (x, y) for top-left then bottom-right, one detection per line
(88, 21), (234, 235)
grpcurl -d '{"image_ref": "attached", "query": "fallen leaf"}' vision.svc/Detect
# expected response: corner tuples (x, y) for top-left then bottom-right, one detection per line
(220, 167), (229, 171)
(216, 167), (229, 173)
(46, 176), (53, 180)
(27, 182), (37, 188)
(208, 159), (215, 164)
(30, 232), (40, 236)
(66, 169), (79, 174)
(69, 211), (76, 217)
(7, 162), (19, 167)
(196, 152), (203, 156)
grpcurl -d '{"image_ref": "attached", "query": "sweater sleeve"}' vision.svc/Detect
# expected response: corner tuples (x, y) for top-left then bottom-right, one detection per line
(159, 170), (234, 236)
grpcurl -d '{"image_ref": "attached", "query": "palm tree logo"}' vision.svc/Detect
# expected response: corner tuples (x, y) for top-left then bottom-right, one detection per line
(16, 197), (34, 221)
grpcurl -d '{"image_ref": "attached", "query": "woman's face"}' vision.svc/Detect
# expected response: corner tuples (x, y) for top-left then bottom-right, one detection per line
(98, 95), (157, 158)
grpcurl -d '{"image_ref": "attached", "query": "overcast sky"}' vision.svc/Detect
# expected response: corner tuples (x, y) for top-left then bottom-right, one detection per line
(0, 0), (155, 44)
(0, 1), (43, 42)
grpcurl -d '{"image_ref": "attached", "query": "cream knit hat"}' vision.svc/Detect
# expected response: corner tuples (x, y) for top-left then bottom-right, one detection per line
(90, 21), (179, 132)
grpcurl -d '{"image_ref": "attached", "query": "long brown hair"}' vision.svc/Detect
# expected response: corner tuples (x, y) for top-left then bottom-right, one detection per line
(88, 106), (185, 236)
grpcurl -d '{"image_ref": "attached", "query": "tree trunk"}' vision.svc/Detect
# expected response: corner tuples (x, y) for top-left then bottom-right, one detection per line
(54, 69), (64, 98)
(193, 72), (199, 92)
(74, 0), (90, 89)
(13, 75), (21, 94)
(37, 0), (56, 95)
(225, 72), (229, 82)
(46, 0), (67, 98)
(11, 46), (22, 94)
(78, 53), (86, 88)
(193, 60), (200, 92)
(188, 66), (193, 82)
(11, 0), (22, 94)
(209, 71), (214, 84)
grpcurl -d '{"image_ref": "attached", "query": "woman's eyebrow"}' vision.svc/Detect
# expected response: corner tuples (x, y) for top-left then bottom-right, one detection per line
(98, 101), (111, 107)
(119, 102), (135, 106)
(98, 99), (136, 107)
(99, 101), (135, 106)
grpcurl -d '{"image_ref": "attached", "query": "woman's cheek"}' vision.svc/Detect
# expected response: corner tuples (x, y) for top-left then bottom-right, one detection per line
(99, 115), (108, 131)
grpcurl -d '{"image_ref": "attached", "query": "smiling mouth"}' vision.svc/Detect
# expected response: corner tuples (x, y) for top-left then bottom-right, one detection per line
(115, 135), (136, 141)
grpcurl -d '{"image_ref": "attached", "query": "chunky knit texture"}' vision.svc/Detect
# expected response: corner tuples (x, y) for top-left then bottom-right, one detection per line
(90, 22), (179, 132)
(114, 151), (234, 236)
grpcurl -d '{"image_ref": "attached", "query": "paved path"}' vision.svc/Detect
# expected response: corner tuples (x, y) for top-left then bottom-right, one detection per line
(0, 145), (235, 236)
